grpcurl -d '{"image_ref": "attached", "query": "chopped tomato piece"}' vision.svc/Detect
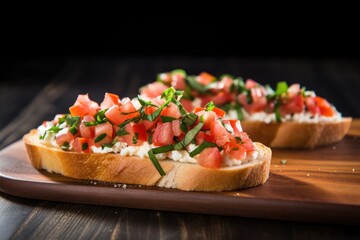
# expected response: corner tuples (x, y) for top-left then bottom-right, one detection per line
(196, 72), (216, 85)
(223, 119), (242, 137)
(55, 129), (74, 146)
(196, 147), (222, 168)
(79, 115), (95, 138)
(238, 86), (267, 113)
(315, 96), (334, 117)
(219, 76), (233, 93)
(161, 102), (181, 119)
(171, 74), (186, 90)
(195, 131), (214, 145)
(196, 110), (216, 130)
(171, 119), (182, 137)
(210, 119), (231, 147)
(194, 107), (205, 113)
(69, 104), (89, 117)
(212, 107), (226, 118)
(105, 105), (122, 125)
(133, 123), (147, 142)
(245, 79), (258, 89)
(180, 99), (193, 112)
(200, 95), (213, 108)
(212, 92), (233, 106)
(73, 137), (94, 153)
(224, 141), (246, 160)
(305, 97), (320, 115)
(280, 94), (304, 115)
(140, 82), (168, 98)
(69, 94), (99, 117)
(152, 122), (174, 146)
(100, 92), (120, 109)
(94, 122), (113, 147)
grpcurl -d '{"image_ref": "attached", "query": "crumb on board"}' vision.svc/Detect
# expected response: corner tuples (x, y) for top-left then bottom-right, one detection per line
(280, 159), (287, 165)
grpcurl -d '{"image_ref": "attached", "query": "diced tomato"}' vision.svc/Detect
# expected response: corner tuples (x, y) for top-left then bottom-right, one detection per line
(143, 105), (159, 130)
(305, 97), (320, 115)
(194, 107), (205, 113)
(152, 122), (174, 146)
(73, 137), (94, 153)
(69, 104), (89, 117)
(315, 96), (334, 117)
(195, 131), (214, 145)
(171, 74), (186, 90)
(79, 115), (95, 138)
(288, 84), (301, 98)
(117, 123), (134, 145)
(106, 100), (140, 125)
(238, 132), (254, 151)
(196, 147), (222, 169)
(171, 119), (182, 137)
(196, 110), (217, 130)
(140, 82), (168, 98)
(100, 92), (120, 109)
(161, 102), (181, 119)
(280, 94), (304, 115)
(200, 95), (213, 108)
(180, 99), (193, 112)
(105, 105), (122, 125)
(245, 79), (258, 89)
(238, 86), (267, 113)
(158, 73), (171, 83)
(133, 123), (147, 143)
(55, 129), (74, 146)
(212, 107), (226, 118)
(219, 76), (233, 93)
(224, 141), (246, 160)
(69, 94), (99, 117)
(94, 122), (113, 147)
(223, 119), (242, 137)
(196, 72), (216, 85)
(212, 92), (233, 106)
(210, 119), (231, 147)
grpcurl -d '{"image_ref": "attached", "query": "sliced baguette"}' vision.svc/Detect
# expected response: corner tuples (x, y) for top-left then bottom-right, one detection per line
(23, 129), (272, 191)
(241, 117), (352, 149)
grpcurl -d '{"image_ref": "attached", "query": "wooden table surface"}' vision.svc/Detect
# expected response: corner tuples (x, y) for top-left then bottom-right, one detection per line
(0, 58), (359, 239)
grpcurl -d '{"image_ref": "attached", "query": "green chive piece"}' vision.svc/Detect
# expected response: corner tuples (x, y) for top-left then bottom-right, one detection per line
(83, 121), (98, 127)
(182, 113), (198, 126)
(275, 81), (288, 95)
(182, 122), (203, 147)
(116, 128), (129, 136)
(186, 76), (208, 93)
(171, 69), (187, 77)
(82, 142), (89, 151)
(69, 125), (78, 135)
(132, 132), (138, 144)
(95, 133), (107, 143)
(148, 150), (166, 176)
(61, 142), (70, 150)
(189, 141), (217, 157)
(205, 101), (215, 111)
(161, 116), (177, 122)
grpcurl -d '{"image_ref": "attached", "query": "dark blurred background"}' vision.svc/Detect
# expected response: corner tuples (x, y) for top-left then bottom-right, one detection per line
(0, 20), (359, 149)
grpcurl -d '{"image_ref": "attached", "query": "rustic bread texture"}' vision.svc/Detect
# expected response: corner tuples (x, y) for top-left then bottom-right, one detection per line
(241, 117), (352, 149)
(23, 130), (271, 191)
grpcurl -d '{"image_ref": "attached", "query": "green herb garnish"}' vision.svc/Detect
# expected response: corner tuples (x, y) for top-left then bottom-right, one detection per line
(94, 133), (107, 143)
(161, 116), (177, 122)
(189, 140), (217, 157)
(186, 76), (208, 93)
(61, 142), (70, 150)
(82, 142), (89, 151)
(205, 101), (215, 111)
(132, 132), (138, 144)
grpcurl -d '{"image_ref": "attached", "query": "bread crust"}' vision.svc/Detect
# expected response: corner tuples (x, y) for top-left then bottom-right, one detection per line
(23, 130), (271, 191)
(241, 117), (352, 149)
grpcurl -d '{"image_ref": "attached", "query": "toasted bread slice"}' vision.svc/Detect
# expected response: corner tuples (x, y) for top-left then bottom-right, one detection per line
(23, 130), (272, 191)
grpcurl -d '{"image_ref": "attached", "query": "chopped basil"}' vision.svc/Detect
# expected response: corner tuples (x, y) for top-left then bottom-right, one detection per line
(147, 134), (153, 144)
(186, 76), (208, 93)
(274, 101), (282, 122)
(275, 81), (288, 96)
(116, 127), (129, 136)
(82, 142), (89, 151)
(152, 145), (174, 154)
(65, 116), (80, 127)
(234, 103), (244, 120)
(230, 77), (246, 93)
(69, 125), (78, 135)
(181, 122), (203, 147)
(205, 101), (215, 111)
(180, 122), (188, 133)
(246, 89), (253, 104)
(83, 121), (98, 127)
(148, 149), (166, 176)
(161, 116), (177, 122)
(40, 125), (62, 140)
(95, 109), (108, 124)
(189, 140), (217, 157)
(137, 97), (159, 108)
(61, 142), (70, 150)
(94, 133), (107, 143)
(182, 112), (198, 126)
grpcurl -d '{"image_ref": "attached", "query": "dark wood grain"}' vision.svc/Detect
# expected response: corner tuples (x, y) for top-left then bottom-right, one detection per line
(1, 130), (359, 225)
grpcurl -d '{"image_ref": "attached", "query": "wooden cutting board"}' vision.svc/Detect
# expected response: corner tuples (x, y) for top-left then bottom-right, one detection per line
(1, 121), (359, 225)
